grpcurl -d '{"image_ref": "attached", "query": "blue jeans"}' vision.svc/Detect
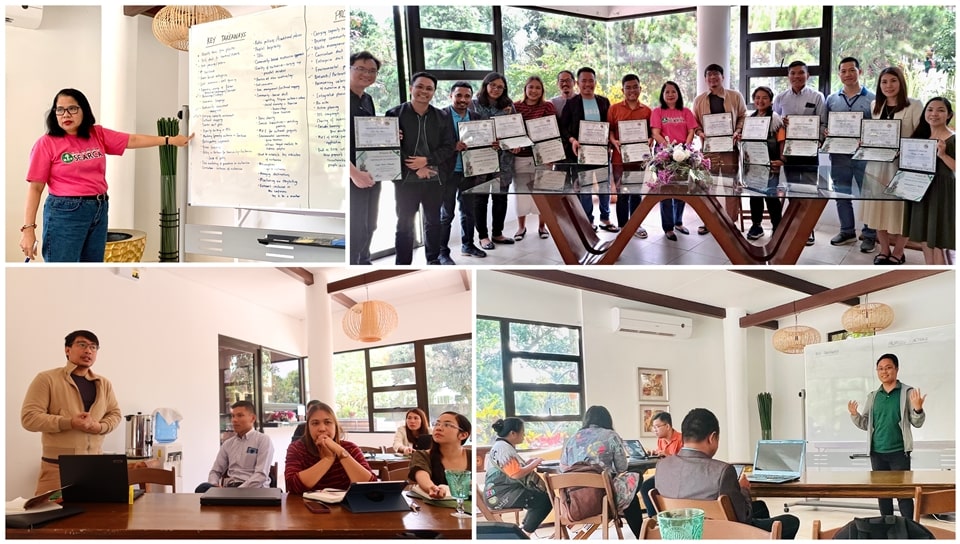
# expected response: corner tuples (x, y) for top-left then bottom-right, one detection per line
(439, 171), (479, 253)
(579, 193), (611, 224)
(660, 199), (686, 231)
(831, 155), (875, 239)
(42, 195), (109, 262)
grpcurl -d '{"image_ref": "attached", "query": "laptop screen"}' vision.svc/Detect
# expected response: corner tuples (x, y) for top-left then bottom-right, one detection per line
(623, 439), (647, 458)
(752, 440), (805, 474)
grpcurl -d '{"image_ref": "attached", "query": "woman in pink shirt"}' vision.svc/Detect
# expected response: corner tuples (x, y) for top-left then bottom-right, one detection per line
(21, 88), (193, 262)
(650, 82), (700, 241)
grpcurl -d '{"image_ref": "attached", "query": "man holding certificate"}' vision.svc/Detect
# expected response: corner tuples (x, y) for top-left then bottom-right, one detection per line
(559, 67), (618, 232)
(608, 73), (652, 239)
(692, 63), (747, 236)
(773, 60), (827, 246)
(385, 72), (455, 265)
(824, 57), (877, 251)
(348, 51), (383, 265)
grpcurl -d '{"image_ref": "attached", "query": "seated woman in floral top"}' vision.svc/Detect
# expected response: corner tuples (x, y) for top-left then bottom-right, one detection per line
(284, 401), (377, 493)
(409, 411), (472, 498)
(560, 405), (644, 538)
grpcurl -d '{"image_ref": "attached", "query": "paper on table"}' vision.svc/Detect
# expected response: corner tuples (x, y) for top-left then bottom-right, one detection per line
(303, 488), (347, 503)
(6, 497), (63, 515)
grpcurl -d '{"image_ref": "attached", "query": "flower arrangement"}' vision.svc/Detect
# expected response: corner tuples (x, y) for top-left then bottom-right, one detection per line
(646, 142), (712, 190)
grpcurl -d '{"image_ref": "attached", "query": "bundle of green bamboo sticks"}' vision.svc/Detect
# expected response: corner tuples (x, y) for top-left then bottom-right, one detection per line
(157, 118), (180, 262)
(757, 392), (772, 437)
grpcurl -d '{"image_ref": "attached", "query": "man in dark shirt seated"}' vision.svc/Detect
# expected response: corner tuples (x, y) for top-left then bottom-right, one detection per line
(654, 408), (800, 539)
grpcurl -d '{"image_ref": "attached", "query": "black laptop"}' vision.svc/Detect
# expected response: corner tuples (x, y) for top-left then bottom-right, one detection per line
(59, 454), (145, 503)
(341, 481), (409, 513)
(200, 487), (283, 506)
(624, 439), (653, 459)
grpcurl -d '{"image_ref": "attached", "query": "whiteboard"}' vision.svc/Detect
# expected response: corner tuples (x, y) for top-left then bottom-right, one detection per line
(803, 325), (955, 470)
(188, 6), (347, 212)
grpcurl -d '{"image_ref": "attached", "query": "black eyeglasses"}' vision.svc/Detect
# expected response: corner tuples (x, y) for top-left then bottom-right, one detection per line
(55, 106), (81, 117)
(73, 341), (99, 351)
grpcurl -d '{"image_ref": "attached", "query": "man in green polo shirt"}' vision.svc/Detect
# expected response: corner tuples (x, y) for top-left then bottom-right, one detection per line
(847, 353), (926, 519)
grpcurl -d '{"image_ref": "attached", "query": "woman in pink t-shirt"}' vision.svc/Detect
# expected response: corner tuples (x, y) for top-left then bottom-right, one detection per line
(21, 88), (193, 262)
(650, 81), (700, 241)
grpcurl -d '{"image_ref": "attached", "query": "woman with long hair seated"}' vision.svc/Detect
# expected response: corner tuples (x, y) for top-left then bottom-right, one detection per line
(284, 401), (377, 493)
(409, 411), (472, 498)
(483, 417), (552, 537)
(561, 405), (644, 538)
(393, 408), (430, 455)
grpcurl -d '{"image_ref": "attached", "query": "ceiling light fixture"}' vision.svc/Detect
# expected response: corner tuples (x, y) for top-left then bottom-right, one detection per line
(152, 6), (232, 51)
(341, 279), (398, 343)
(842, 293), (894, 334)
(772, 302), (821, 355)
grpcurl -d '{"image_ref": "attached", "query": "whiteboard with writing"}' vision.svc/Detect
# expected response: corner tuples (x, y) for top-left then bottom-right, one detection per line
(188, 6), (346, 211)
(803, 325), (955, 469)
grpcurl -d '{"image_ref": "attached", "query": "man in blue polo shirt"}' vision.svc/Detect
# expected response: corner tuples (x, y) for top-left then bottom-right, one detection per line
(848, 353), (926, 519)
(825, 57), (877, 252)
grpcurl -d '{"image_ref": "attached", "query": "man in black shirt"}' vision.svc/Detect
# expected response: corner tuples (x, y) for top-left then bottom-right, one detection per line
(349, 51), (383, 265)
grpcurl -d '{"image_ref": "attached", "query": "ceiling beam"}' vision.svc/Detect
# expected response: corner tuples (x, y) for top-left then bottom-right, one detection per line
(327, 270), (418, 294)
(331, 293), (356, 309)
(124, 6), (162, 18)
(276, 267), (314, 286)
(732, 270), (860, 306)
(739, 270), (946, 328)
(498, 270), (727, 320)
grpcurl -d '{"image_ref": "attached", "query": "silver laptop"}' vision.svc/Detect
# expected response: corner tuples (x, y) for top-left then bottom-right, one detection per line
(746, 440), (805, 483)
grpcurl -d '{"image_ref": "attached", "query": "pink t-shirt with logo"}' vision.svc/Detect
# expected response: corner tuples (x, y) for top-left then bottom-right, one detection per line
(650, 107), (699, 146)
(27, 125), (130, 196)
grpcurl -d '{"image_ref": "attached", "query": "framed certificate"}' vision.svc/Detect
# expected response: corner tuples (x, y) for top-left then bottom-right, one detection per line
(783, 139), (820, 157)
(852, 147), (898, 162)
(704, 136), (734, 153)
(533, 169), (568, 191)
(785, 115), (821, 140)
(740, 141), (770, 165)
(621, 142), (652, 163)
(899, 138), (938, 173)
(499, 135), (535, 150)
(494, 113), (527, 139)
(883, 170), (935, 201)
(462, 147), (501, 176)
(578, 121), (610, 145)
(355, 149), (401, 181)
(620, 170), (646, 185)
(827, 111), (863, 138)
(354, 116), (400, 149)
(820, 137), (860, 155)
(525, 116), (560, 142)
(743, 164), (773, 187)
(578, 144), (609, 165)
(703, 112), (733, 137)
(532, 138), (567, 166)
(458, 120), (496, 148)
(618, 119), (649, 144)
(860, 119), (901, 149)
(741, 116), (771, 141)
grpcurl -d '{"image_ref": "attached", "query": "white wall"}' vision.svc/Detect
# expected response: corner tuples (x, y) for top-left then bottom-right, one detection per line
(5, 267), (305, 499)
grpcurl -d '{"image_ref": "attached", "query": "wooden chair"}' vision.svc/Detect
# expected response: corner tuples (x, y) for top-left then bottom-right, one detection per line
(914, 486), (955, 522)
(648, 488), (737, 520)
(545, 470), (624, 540)
(378, 460), (411, 482)
(811, 519), (840, 539)
(359, 445), (385, 454)
(269, 462), (278, 489)
(640, 517), (781, 539)
(474, 481), (522, 524)
(128, 466), (176, 493)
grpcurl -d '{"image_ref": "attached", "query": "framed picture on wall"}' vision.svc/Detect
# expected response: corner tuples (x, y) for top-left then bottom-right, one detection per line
(640, 404), (670, 437)
(638, 368), (669, 402)
(828, 329), (876, 342)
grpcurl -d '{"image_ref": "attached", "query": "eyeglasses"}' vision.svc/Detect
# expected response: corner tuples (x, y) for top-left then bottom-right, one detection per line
(73, 341), (99, 351)
(433, 420), (462, 431)
(55, 106), (81, 117)
(352, 66), (378, 76)
(652, 424), (667, 430)
(487, 83), (505, 91)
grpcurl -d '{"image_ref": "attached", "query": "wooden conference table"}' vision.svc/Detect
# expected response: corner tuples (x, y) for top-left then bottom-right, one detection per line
(750, 470), (956, 499)
(467, 161), (903, 265)
(6, 492), (471, 539)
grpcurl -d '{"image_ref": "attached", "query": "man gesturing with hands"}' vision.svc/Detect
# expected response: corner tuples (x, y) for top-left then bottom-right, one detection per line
(848, 353), (926, 519)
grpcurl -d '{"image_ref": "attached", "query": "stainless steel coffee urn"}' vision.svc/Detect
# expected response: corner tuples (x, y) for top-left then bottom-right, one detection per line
(125, 412), (153, 458)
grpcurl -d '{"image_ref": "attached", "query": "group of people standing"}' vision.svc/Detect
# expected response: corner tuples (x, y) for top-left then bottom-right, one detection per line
(349, 51), (954, 265)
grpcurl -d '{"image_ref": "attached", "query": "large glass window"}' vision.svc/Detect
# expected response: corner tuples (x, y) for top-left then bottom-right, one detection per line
(476, 317), (584, 450)
(747, 6), (823, 33)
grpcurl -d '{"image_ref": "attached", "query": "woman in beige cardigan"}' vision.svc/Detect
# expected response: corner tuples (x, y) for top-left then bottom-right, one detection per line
(861, 67), (922, 265)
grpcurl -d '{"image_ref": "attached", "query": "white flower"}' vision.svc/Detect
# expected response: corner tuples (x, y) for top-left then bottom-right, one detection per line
(672, 145), (690, 163)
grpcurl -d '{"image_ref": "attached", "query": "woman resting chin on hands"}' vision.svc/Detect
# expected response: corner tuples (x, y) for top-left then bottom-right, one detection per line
(284, 402), (377, 494)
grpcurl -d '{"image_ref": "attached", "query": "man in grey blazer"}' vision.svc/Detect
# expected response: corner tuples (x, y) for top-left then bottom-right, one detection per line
(654, 408), (800, 539)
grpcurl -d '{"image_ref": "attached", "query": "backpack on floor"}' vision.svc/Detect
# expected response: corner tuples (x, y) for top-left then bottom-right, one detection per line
(833, 515), (934, 539)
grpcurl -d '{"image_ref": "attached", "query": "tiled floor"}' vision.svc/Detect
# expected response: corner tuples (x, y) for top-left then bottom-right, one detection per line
(375, 203), (924, 266)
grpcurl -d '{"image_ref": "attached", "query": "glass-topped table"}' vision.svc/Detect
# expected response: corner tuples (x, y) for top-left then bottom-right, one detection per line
(466, 161), (904, 265)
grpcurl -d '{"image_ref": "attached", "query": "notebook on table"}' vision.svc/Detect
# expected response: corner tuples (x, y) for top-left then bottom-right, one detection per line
(200, 487), (283, 506)
(746, 440), (805, 484)
(341, 481), (409, 513)
(59, 454), (145, 503)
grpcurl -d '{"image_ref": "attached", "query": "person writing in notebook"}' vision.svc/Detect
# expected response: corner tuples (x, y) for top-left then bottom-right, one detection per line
(639, 411), (682, 518)
(655, 408), (800, 538)
(195, 400), (274, 492)
(21, 330), (121, 495)
(848, 353), (926, 519)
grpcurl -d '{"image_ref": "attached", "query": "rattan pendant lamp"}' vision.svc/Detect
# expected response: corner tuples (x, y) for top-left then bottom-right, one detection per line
(772, 301), (821, 355)
(841, 293), (894, 334)
(152, 6), (232, 51)
(341, 279), (398, 343)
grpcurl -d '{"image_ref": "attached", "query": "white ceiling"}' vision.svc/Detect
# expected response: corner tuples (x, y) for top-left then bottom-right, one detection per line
(540, 5), (692, 19)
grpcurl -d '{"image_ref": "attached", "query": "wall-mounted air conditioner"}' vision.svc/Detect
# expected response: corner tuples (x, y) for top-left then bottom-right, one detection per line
(6, 5), (43, 30)
(612, 307), (693, 339)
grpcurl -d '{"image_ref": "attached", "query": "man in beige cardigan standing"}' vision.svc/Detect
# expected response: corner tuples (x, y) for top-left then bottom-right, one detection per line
(21, 330), (121, 494)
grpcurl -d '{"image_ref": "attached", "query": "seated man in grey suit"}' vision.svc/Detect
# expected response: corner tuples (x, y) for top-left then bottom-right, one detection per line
(654, 408), (800, 539)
